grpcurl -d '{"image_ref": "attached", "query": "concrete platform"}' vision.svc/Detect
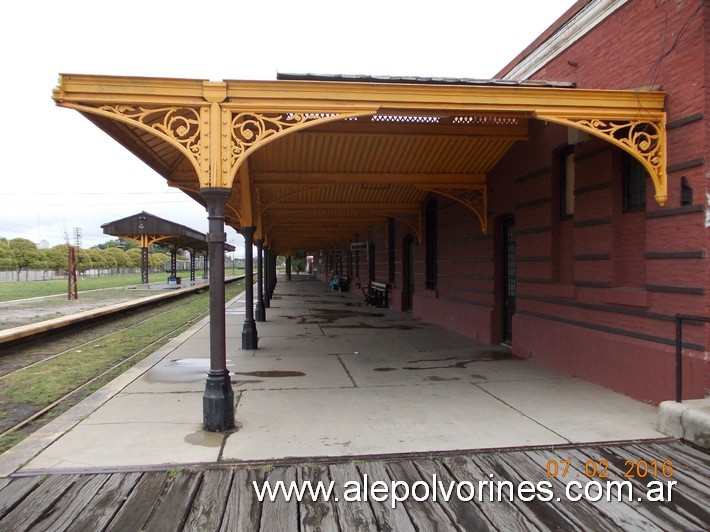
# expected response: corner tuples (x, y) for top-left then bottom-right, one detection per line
(2, 275), (670, 476)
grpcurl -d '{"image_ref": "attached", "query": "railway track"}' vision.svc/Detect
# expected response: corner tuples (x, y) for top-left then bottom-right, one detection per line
(0, 277), (246, 452)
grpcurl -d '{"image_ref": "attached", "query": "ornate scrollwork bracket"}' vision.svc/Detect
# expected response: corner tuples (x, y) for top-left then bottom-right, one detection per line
(373, 211), (422, 244)
(416, 185), (488, 234)
(538, 114), (667, 206)
(96, 104), (205, 174)
(226, 110), (376, 185)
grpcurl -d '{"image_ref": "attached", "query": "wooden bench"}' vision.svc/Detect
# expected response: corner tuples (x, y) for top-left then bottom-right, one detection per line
(362, 281), (389, 307)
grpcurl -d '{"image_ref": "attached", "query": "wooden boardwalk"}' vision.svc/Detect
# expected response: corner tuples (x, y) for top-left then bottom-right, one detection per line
(0, 441), (707, 531)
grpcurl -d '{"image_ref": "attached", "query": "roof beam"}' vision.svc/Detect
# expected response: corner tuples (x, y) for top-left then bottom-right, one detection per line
(252, 172), (486, 186)
(268, 202), (420, 212)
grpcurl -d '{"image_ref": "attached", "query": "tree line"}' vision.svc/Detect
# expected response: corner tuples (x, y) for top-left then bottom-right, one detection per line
(0, 237), (171, 278)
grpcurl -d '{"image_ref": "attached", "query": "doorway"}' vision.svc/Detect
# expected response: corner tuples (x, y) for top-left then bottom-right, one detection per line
(402, 236), (415, 311)
(501, 216), (516, 344)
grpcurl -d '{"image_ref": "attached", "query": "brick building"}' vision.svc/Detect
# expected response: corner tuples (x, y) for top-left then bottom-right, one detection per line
(53, 1), (707, 431)
(316, 0), (708, 403)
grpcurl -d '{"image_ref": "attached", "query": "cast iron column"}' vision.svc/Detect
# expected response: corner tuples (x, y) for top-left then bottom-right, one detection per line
(201, 187), (234, 432)
(263, 248), (271, 308)
(189, 250), (196, 282)
(286, 256), (292, 281)
(242, 226), (258, 349)
(170, 247), (177, 277)
(255, 239), (266, 322)
(140, 246), (149, 284)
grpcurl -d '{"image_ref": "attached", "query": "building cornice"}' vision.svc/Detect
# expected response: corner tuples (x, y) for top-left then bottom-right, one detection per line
(502, 0), (630, 81)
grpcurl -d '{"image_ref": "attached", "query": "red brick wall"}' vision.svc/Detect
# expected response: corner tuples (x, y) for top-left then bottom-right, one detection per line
(383, 0), (709, 402)
(507, 0), (709, 401)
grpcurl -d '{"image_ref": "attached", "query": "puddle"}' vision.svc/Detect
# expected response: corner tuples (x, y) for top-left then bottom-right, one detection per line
(184, 430), (223, 448)
(145, 359), (304, 383)
(425, 376), (461, 381)
(234, 370), (306, 378)
(374, 367), (397, 372)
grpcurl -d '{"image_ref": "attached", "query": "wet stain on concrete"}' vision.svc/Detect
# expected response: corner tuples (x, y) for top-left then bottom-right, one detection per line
(231, 379), (264, 385)
(184, 430), (223, 448)
(322, 323), (421, 330)
(374, 367), (397, 372)
(425, 376), (461, 381)
(145, 358), (215, 383)
(234, 370), (306, 378)
(403, 351), (511, 370)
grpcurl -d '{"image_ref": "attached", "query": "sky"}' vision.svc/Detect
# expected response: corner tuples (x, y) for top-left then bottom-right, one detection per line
(0, 0), (577, 257)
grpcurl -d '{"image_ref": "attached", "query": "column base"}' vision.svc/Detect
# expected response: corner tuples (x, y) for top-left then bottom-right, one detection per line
(203, 370), (235, 432)
(255, 300), (266, 322)
(242, 318), (259, 349)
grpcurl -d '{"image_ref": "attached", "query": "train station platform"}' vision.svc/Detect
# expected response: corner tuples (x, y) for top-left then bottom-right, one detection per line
(2, 274), (670, 475)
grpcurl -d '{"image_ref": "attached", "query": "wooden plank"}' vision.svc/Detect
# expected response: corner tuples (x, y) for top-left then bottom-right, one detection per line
(625, 444), (710, 499)
(0, 474), (78, 532)
(443, 454), (541, 531)
(298, 464), (339, 532)
(644, 441), (710, 475)
(220, 468), (264, 532)
(0, 478), (10, 492)
(658, 441), (710, 468)
(329, 461), (378, 531)
(385, 460), (461, 531)
(0, 476), (44, 520)
(105, 471), (168, 532)
(414, 458), (492, 531)
(356, 460), (415, 532)
(503, 450), (621, 530)
(144, 470), (203, 532)
(527, 448), (665, 531)
(474, 452), (577, 531)
(182, 469), (233, 531)
(575, 446), (707, 531)
(259, 466), (299, 531)
(66, 472), (142, 532)
(29, 473), (109, 532)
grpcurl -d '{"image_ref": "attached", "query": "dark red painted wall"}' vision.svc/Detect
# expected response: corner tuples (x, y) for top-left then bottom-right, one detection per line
(383, 0), (709, 403)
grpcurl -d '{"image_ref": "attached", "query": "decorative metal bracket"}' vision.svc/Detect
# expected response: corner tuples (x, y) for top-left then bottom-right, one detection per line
(416, 185), (488, 234)
(123, 233), (174, 248)
(537, 114), (667, 206)
(226, 110), (376, 186)
(374, 211), (422, 244)
(93, 104), (206, 177)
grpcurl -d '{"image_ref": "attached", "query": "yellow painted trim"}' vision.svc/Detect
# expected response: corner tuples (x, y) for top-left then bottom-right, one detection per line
(537, 114), (667, 206)
(417, 185), (488, 234)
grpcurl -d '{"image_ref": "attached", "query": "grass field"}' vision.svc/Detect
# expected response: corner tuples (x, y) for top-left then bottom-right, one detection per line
(0, 280), (246, 453)
(0, 271), (247, 303)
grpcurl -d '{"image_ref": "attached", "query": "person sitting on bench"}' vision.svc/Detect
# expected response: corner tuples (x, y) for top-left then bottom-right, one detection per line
(328, 271), (341, 291)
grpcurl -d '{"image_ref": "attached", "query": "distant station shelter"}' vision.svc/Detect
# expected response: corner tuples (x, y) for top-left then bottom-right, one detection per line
(102, 211), (234, 285)
(51, 0), (709, 432)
